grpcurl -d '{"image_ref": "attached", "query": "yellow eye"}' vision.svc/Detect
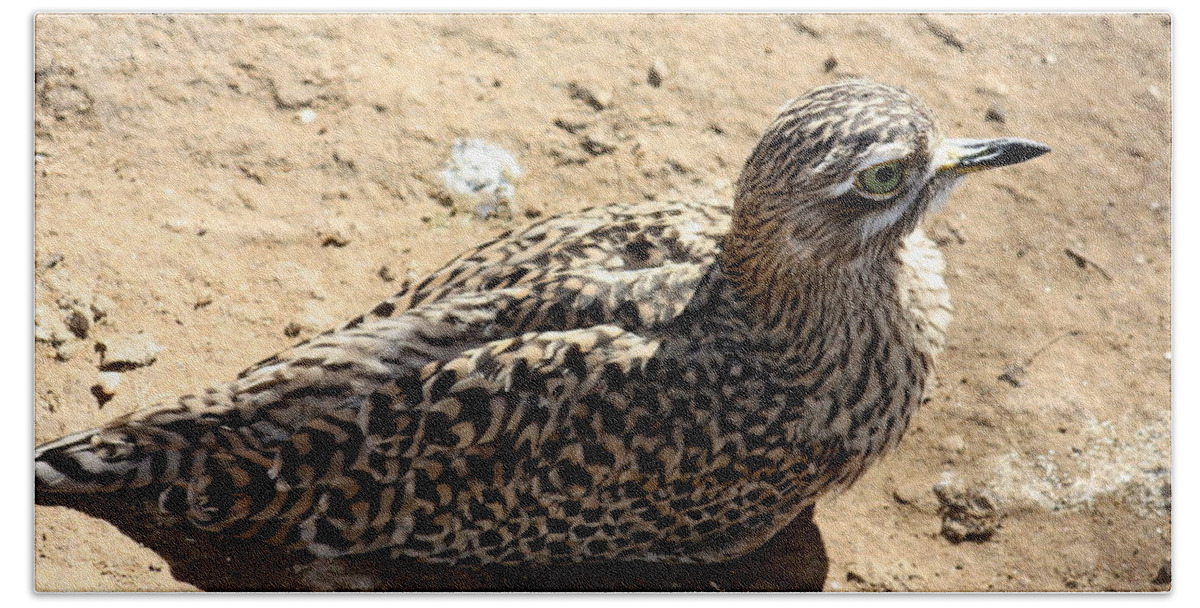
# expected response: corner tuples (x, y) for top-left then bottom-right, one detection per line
(855, 161), (907, 196)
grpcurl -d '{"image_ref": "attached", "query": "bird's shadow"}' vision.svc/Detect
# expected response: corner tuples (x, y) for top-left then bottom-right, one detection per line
(36, 490), (827, 591)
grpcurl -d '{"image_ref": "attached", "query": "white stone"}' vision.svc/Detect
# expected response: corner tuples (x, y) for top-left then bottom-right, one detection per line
(439, 138), (523, 220)
(99, 333), (164, 370)
(96, 371), (122, 395)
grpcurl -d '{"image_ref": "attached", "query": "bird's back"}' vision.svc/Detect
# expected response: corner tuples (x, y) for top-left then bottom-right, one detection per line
(244, 198), (733, 375)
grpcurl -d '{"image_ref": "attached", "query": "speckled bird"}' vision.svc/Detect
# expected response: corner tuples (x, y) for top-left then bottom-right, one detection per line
(36, 80), (1048, 574)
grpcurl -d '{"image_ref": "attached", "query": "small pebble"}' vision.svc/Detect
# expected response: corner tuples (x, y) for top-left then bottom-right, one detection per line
(998, 364), (1026, 387)
(891, 479), (935, 508)
(64, 309), (90, 339)
(590, 88), (613, 110)
(54, 340), (86, 362)
(317, 217), (359, 248)
(97, 333), (163, 371)
(34, 305), (71, 345)
(933, 482), (1003, 543)
(647, 58), (667, 88)
(568, 82), (611, 111)
(378, 265), (397, 283)
(41, 253), (65, 269)
(285, 306), (338, 340)
(1151, 560), (1170, 585)
(319, 229), (351, 248)
(96, 371), (122, 394)
(90, 384), (114, 407)
(91, 294), (113, 322)
(581, 135), (616, 156)
(283, 321), (304, 338)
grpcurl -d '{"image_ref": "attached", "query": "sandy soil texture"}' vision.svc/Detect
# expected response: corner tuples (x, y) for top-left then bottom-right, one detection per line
(34, 14), (1171, 592)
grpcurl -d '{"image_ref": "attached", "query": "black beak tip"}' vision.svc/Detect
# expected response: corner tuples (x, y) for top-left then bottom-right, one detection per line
(963, 138), (1051, 170)
(1013, 139), (1052, 162)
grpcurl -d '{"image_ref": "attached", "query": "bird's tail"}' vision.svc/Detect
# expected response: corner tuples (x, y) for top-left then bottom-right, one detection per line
(35, 406), (202, 494)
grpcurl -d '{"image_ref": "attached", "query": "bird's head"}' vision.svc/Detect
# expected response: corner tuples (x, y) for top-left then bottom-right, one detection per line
(729, 79), (1050, 273)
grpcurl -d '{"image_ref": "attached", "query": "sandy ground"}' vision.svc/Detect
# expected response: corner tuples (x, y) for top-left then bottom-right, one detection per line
(33, 14), (1171, 592)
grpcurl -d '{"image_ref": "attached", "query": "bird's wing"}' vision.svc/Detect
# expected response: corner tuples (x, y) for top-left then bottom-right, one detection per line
(238, 199), (731, 378)
(160, 323), (675, 560)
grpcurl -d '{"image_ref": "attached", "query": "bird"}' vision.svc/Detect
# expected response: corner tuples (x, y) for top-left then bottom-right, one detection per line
(35, 79), (1049, 590)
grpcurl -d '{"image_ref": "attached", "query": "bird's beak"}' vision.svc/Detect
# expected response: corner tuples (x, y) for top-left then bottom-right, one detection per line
(936, 137), (1051, 174)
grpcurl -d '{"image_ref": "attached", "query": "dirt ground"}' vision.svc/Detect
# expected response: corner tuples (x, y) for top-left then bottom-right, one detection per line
(33, 14), (1171, 592)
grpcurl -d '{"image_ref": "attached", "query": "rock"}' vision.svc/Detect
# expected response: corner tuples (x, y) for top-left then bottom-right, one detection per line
(53, 340), (86, 362)
(90, 294), (113, 322)
(90, 384), (114, 408)
(1151, 560), (1170, 585)
(838, 563), (909, 591)
(37, 391), (62, 413)
(891, 478), (937, 509)
(63, 308), (90, 339)
(45, 280), (111, 342)
(283, 321), (305, 338)
(552, 117), (588, 134)
(317, 218), (359, 248)
(581, 135), (616, 156)
(40, 252), (65, 270)
(34, 304), (72, 345)
(97, 333), (163, 371)
(54, 295), (95, 339)
(567, 82), (611, 111)
(378, 265), (397, 283)
(647, 58), (667, 87)
(934, 481), (1003, 543)
(998, 363), (1026, 387)
(319, 231), (351, 248)
(35, 304), (87, 361)
(284, 304), (340, 339)
(438, 138), (522, 220)
(96, 371), (122, 394)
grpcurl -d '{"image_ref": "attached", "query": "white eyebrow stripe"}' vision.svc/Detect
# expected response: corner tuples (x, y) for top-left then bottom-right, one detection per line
(853, 143), (912, 172)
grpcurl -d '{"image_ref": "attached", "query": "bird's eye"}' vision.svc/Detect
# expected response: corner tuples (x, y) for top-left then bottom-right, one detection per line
(854, 161), (907, 196)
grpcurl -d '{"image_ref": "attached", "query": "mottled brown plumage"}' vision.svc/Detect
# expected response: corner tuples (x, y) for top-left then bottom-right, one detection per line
(36, 80), (1047, 577)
